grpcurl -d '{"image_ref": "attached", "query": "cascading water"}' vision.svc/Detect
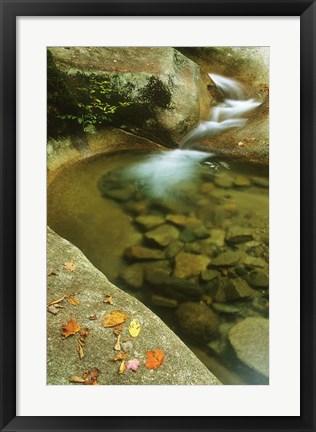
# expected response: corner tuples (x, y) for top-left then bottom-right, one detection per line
(120, 74), (261, 202)
(180, 73), (261, 149)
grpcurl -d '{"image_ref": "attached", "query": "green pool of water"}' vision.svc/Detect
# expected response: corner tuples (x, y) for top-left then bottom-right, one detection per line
(48, 149), (269, 384)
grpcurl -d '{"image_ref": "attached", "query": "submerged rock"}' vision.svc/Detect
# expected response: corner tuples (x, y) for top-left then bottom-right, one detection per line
(124, 245), (165, 260)
(228, 317), (269, 377)
(174, 252), (211, 279)
(246, 269), (269, 288)
(135, 215), (165, 230)
(225, 226), (254, 244)
(151, 294), (178, 308)
(145, 224), (179, 247)
(233, 175), (251, 187)
(120, 264), (144, 290)
(214, 175), (234, 189)
(200, 269), (220, 282)
(144, 268), (203, 300)
(212, 250), (243, 267)
(166, 214), (200, 227)
(176, 302), (220, 342)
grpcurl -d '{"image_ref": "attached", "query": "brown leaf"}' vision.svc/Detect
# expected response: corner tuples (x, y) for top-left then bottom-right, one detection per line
(114, 334), (121, 351)
(66, 295), (80, 306)
(64, 260), (77, 272)
(47, 305), (60, 315)
(90, 368), (100, 380)
(62, 319), (80, 337)
(80, 327), (90, 337)
(118, 360), (126, 374)
(89, 314), (97, 320)
(48, 271), (58, 276)
(113, 324), (123, 336)
(102, 310), (128, 328)
(103, 294), (113, 305)
(69, 375), (85, 383)
(113, 352), (128, 361)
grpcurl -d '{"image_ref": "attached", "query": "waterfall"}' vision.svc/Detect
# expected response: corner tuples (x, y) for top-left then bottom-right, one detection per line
(180, 73), (261, 149)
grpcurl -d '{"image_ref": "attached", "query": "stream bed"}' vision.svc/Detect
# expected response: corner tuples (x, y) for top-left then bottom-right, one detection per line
(48, 149), (269, 385)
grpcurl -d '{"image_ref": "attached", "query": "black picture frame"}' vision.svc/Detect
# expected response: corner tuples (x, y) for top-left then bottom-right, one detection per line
(1, 1), (315, 431)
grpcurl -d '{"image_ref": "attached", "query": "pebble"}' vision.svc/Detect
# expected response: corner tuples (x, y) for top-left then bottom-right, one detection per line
(200, 269), (220, 282)
(251, 176), (269, 188)
(243, 256), (266, 268)
(166, 214), (200, 227)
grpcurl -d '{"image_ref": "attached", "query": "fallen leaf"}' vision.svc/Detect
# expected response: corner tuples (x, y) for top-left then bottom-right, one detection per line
(66, 294), (80, 306)
(126, 359), (140, 372)
(69, 375), (85, 383)
(77, 343), (84, 360)
(62, 319), (80, 337)
(90, 368), (100, 380)
(64, 260), (77, 272)
(103, 294), (113, 305)
(48, 295), (66, 306)
(48, 271), (58, 276)
(113, 352), (128, 361)
(113, 324), (123, 336)
(237, 141), (244, 147)
(89, 314), (97, 320)
(114, 334), (121, 351)
(118, 360), (126, 374)
(128, 319), (141, 338)
(102, 310), (128, 328)
(145, 349), (165, 369)
(47, 305), (59, 315)
(80, 327), (90, 337)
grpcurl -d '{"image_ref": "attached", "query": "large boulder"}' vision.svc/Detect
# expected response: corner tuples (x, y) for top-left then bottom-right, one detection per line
(48, 47), (212, 146)
(47, 227), (221, 385)
(228, 317), (269, 377)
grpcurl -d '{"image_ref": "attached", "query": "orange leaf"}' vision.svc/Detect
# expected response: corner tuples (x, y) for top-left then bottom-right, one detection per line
(62, 319), (80, 337)
(66, 295), (80, 306)
(102, 310), (128, 328)
(145, 349), (165, 369)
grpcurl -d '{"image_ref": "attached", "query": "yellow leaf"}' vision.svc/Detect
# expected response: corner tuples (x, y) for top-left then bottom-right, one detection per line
(102, 310), (128, 328)
(64, 260), (77, 272)
(119, 360), (126, 374)
(69, 375), (85, 383)
(114, 334), (121, 351)
(128, 319), (141, 338)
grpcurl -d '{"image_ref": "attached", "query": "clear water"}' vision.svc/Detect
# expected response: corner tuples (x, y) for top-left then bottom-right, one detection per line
(48, 149), (269, 384)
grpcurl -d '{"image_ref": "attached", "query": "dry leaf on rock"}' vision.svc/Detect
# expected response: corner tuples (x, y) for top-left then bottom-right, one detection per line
(113, 352), (128, 361)
(48, 295), (66, 306)
(77, 342), (84, 360)
(114, 334), (121, 351)
(128, 319), (141, 338)
(145, 349), (165, 369)
(64, 260), (77, 272)
(118, 360), (126, 374)
(121, 340), (133, 352)
(69, 375), (86, 383)
(113, 324), (123, 336)
(89, 314), (97, 320)
(80, 328), (90, 337)
(62, 319), (80, 337)
(66, 294), (80, 306)
(102, 310), (128, 328)
(103, 294), (113, 305)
